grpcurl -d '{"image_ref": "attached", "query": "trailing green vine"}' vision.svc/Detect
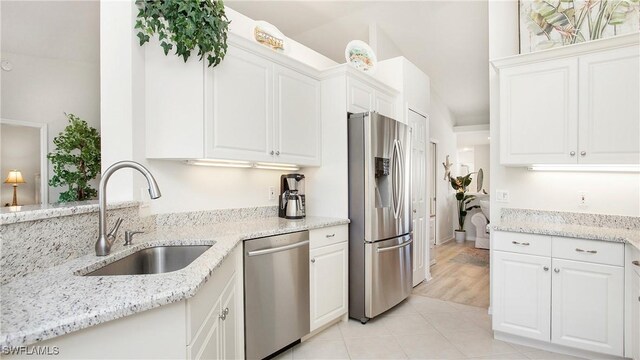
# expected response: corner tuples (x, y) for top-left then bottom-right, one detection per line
(135, 0), (230, 67)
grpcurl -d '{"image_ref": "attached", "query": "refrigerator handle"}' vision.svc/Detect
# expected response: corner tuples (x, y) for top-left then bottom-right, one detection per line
(397, 140), (405, 219)
(392, 140), (402, 219)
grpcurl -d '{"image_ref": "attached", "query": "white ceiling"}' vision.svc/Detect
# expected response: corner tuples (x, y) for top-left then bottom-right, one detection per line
(227, 0), (489, 126)
(1, 0), (100, 63)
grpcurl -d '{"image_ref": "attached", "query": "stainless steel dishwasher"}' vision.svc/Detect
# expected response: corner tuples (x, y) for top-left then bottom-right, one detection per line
(244, 231), (310, 360)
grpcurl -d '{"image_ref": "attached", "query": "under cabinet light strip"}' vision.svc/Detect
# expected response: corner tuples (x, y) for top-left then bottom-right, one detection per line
(528, 164), (640, 173)
(185, 160), (300, 171)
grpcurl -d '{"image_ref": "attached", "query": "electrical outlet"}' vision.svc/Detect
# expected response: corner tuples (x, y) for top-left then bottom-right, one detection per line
(496, 190), (510, 203)
(578, 191), (588, 208)
(268, 186), (276, 201)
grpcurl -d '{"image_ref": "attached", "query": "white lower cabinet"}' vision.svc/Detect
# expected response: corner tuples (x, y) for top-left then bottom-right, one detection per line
(551, 258), (623, 356)
(493, 251), (551, 341)
(309, 225), (349, 332)
(625, 244), (640, 360)
(492, 231), (625, 357)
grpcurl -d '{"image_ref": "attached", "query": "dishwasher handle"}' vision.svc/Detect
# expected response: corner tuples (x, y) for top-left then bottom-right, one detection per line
(246, 240), (309, 257)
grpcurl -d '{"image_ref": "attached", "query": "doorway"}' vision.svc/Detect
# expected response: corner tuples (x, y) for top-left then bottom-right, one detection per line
(409, 109), (429, 286)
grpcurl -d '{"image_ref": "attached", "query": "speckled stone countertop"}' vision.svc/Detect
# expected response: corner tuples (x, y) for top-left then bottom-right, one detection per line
(492, 208), (640, 250)
(0, 216), (349, 348)
(0, 201), (139, 225)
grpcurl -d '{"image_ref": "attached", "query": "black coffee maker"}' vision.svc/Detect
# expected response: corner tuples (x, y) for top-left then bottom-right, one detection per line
(278, 174), (306, 219)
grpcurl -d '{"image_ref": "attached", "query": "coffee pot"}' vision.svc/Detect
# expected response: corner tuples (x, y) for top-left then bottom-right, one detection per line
(278, 174), (305, 219)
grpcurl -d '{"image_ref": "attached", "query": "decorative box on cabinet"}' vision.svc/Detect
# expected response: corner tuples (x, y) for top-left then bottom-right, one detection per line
(493, 34), (640, 166)
(309, 225), (348, 331)
(491, 231), (625, 357)
(146, 33), (322, 167)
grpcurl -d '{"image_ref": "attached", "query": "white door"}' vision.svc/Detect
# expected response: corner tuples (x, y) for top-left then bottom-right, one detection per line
(375, 91), (396, 119)
(273, 64), (321, 166)
(551, 258), (624, 356)
(409, 109), (428, 286)
(347, 77), (374, 114)
(206, 46), (273, 162)
(220, 275), (237, 360)
(310, 242), (348, 331)
(492, 251), (551, 341)
(499, 58), (579, 165)
(578, 46), (640, 164)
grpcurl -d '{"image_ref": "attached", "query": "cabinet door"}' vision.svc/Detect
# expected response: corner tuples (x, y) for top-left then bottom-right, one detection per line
(206, 46), (273, 162)
(633, 271), (640, 360)
(375, 90), (396, 119)
(499, 58), (578, 165)
(310, 242), (348, 331)
(188, 299), (222, 360)
(347, 77), (374, 114)
(551, 258), (624, 356)
(273, 65), (321, 166)
(220, 274), (237, 360)
(578, 46), (640, 164)
(492, 251), (551, 341)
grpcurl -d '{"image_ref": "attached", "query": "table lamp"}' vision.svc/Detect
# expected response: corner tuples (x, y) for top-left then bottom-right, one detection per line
(4, 170), (25, 206)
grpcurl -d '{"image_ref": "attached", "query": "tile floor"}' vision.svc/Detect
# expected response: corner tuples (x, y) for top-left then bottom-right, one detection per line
(274, 295), (584, 360)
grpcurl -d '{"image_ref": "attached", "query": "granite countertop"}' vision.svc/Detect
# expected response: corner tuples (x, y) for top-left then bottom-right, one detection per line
(0, 201), (139, 225)
(493, 220), (639, 247)
(0, 216), (349, 348)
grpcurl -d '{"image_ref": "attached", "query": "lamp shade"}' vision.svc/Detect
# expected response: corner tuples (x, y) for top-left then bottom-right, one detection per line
(4, 170), (25, 184)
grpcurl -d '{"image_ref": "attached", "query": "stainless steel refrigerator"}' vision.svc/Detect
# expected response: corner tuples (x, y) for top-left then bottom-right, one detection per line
(348, 111), (413, 324)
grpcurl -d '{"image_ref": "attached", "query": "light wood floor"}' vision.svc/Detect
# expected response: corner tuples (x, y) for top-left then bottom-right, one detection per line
(413, 240), (490, 308)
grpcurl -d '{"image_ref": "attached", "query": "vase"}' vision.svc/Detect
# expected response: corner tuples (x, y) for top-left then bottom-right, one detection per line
(455, 230), (466, 243)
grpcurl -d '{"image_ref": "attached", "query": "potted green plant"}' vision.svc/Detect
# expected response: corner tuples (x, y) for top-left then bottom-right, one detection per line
(450, 173), (480, 243)
(48, 113), (101, 202)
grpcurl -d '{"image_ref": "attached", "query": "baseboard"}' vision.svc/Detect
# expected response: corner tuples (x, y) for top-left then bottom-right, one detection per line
(438, 236), (454, 245)
(493, 331), (624, 360)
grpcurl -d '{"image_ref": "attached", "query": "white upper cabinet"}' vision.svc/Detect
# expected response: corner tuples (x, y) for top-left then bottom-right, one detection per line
(494, 35), (639, 166)
(499, 58), (578, 165)
(146, 34), (322, 166)
(206, 46), (273, 162)
(346, 76), (397, 119)
(578, 46), (640, 164)
(273, 64), (321, 166)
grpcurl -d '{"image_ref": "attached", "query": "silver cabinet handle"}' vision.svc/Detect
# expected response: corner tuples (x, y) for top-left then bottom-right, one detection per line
(270, 150), (274, 155)
(276, 151), (280, 156)
(632, 260), (640, 267)
(580, 151), (586, 156)
(554, 268), (560, 273)
(543, 266), (549, 271)
(311, 258), (316, 263)
(512, 241), (530, 246)
(326, 233), (335, 238)
(219, 307), (229, 320)
(247, 240), (309, 257)
(570, 151), (576, 156)
(377, 238), (413, 253)
(575, 248), (597, 254)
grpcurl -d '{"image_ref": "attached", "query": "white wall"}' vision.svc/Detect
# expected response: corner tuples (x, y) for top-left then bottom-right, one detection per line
(0, 124), (40, 206)
(489, 0), (640, 219)
(0, 52), (100, 203)
(430, 91), (458, 243)
(102, 2), (339, 214)
(474, 144), (490, 192)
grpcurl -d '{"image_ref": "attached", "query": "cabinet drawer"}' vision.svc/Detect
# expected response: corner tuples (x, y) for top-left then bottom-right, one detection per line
(310, 225), (348, 249)
(493, 231), (551, 257)
(552, 237), (624, 266)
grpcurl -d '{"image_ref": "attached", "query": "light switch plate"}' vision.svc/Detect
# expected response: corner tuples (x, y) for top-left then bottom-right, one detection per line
(578, 191), (588, 208)
(496, 190), (510, 203)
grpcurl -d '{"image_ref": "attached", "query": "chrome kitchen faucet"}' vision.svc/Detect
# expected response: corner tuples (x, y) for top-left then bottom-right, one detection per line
(95, 161), (161, 256)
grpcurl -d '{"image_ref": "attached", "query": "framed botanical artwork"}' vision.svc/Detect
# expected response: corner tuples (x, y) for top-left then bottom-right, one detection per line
(519, 0), (640, 54)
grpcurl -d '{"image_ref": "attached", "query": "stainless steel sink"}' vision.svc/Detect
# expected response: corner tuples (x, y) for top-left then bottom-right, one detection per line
(84, 245), (212, 276)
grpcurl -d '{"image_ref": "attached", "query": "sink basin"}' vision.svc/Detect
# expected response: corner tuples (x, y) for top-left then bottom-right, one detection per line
(84, 245), (212, 276)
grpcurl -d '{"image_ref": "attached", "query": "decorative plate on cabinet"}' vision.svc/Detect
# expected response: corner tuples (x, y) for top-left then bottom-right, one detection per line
(344, 40), (377, 73)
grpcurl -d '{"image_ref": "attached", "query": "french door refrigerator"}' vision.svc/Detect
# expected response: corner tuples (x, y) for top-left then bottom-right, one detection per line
(348, 111), (413, 324)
